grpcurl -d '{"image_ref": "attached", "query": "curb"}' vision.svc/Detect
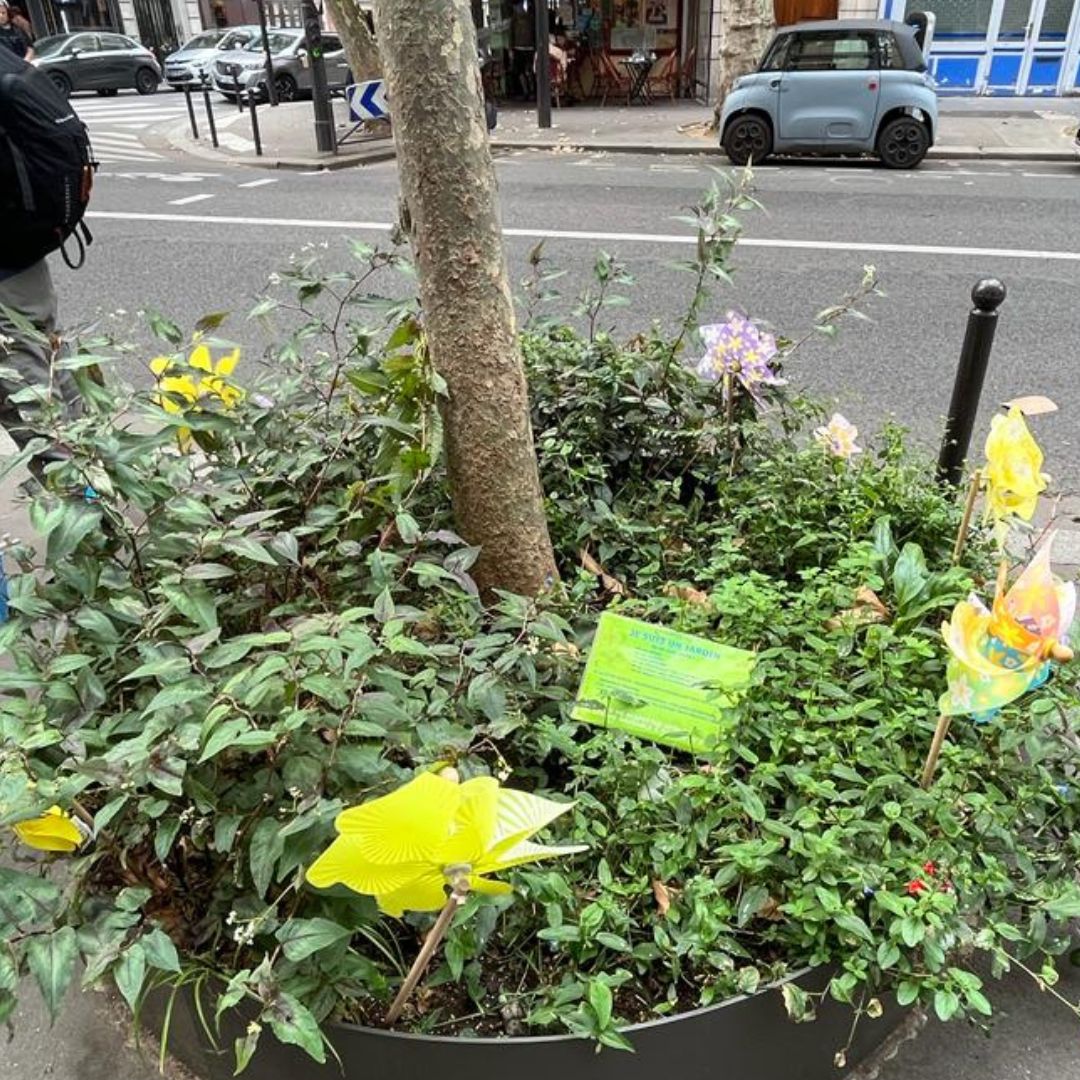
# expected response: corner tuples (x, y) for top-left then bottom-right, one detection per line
(163, 120), (396, 171)
(491, 137), (1077, 162)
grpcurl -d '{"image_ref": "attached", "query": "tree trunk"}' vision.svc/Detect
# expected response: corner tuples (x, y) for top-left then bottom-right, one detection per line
(371, 0), (558, 598)
(712, 0), (775, 127)
(325, 0), (380, 82)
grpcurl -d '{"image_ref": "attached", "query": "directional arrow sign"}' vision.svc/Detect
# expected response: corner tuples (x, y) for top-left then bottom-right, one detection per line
(347, 79), (389, 122)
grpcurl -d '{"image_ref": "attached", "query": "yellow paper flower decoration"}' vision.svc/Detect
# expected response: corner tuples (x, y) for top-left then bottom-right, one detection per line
(307, 772), (586, 916)
(983, 406), (1048, 526)
(12, 806), (83, 853)
(150, 344), (243, 446)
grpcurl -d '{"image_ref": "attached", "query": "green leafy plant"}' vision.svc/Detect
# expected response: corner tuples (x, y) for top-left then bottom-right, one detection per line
(0, 201), (1078, 1075)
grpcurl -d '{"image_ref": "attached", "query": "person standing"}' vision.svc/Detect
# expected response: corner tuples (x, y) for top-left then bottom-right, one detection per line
(510, 0), (535, 100)
(0, 1), (34, 60)
(0, 42), (82, 468)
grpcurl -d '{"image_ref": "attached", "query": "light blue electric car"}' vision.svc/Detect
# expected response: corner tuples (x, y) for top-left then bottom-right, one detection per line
(719, 19), (938, 169)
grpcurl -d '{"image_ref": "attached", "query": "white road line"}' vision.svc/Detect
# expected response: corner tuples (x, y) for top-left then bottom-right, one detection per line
(92, 132), (145, 143)
(237, 178), (278, 188)
(168, 193), (216, 206)
(1022, 171), (1074, 178)
(84, 210), (1080, 263)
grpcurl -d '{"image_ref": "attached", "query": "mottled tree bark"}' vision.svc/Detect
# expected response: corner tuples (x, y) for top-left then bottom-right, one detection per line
(712, 0), (776, 126)
(372, 0), (558, 598)
(325, 0), (380, 82)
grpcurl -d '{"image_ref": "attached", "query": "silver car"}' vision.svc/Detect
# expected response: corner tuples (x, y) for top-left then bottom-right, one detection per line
(163, 26), (260, 90)
(211, 28), (349, 102)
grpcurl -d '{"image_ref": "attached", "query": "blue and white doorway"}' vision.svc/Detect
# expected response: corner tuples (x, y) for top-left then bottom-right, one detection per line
(881, 0), (1080, 93)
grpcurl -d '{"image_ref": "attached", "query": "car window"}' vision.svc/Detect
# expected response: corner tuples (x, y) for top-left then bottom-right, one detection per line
(786, 31), (876, 72)
(221, 29), (255, 49)
(33, 35), (69, 57)
(759, 35), (791, 71)
(877, 32), (905, 69)
(322, 35), (342, 52)
(99, 34), (134, 51)
(65, 34), (100, 53)
(182, 30), (224, 51)
(245, 31), (299, 54)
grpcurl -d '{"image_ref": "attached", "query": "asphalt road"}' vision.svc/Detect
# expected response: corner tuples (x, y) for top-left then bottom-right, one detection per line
(59, 140), (1080, 489)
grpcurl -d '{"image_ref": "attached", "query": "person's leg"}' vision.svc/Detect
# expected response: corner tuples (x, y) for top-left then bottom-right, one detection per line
(0, 259), (79, 453)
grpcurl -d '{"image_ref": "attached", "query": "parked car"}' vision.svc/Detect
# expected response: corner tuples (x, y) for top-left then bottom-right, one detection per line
(31, 31), (161, 97)
(163, 25), (259, 90)
(719, 19), (938, 169)
(211, 27), (349, 102)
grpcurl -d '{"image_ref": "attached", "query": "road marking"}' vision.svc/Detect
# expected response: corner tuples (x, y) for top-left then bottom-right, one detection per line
(83, 211), (1080, 263)
(1022, 171), (1075, 178)
(168, 193), (216, 206)
(237, 177), (278, 188)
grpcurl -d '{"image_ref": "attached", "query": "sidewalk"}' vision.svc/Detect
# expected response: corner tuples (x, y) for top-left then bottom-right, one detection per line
(161, 97), (1080, 169)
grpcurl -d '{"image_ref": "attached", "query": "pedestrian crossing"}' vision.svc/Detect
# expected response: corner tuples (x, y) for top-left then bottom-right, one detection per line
(72, 93), (190, 163)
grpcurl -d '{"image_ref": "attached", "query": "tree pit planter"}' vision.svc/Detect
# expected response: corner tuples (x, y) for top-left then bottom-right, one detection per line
(143, 969), (902, 1080)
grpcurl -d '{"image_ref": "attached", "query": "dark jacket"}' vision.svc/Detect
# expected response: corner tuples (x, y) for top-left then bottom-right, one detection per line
(0, 23), (31, 59)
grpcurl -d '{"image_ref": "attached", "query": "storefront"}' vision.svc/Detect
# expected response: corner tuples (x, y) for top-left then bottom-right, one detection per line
(479, 0), (705, 99)
(875, 0), (1080, 93)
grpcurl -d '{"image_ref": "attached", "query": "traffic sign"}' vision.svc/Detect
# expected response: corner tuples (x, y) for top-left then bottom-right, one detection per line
(347, 79), (389, 122)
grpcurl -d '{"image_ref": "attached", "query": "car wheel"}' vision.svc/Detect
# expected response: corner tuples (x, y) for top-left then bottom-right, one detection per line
(274, 73), (297, 102)
(722, 114), (772, 166)
(877, 116), (930, 169)
(48, 71), (72, 98)
(135, 67), (160, 95)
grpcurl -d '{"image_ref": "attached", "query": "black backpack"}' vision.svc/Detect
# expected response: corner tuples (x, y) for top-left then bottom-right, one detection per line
(0, 47), (96, 272)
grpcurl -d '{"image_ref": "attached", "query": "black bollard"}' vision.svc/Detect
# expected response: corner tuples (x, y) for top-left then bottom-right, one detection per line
(183, 84), (199, 140)
(248, 90), (263, 156)
(202, 85), (219, 149)
(936, 278), (1007, 486)
(233, 70), (244, 112)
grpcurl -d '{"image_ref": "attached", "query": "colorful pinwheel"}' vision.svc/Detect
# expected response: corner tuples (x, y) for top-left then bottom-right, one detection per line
(923, 536), (1075, 787)
(940, 536), (1075, 720)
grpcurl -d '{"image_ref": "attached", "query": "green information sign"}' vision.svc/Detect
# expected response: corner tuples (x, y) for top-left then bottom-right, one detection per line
(571, 613), (755, 753)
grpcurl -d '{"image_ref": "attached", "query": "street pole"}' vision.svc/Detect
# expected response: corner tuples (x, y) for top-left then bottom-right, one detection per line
(255, 0), (278, 106)
(535, 0), (551, 129)
(936, 278), (1006, 486)
(301, 0), (335, 153)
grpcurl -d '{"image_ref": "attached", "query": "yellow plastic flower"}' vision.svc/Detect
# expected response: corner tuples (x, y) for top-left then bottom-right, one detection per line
(983, 406), (1048, 524)
(814, 413), (861, 459)
(12, 806), (83, 853)
(150, 345), (243, 445)
(306, 772), (586, 916)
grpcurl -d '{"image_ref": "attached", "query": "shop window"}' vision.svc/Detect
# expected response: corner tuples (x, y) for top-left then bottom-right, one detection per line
(930, 0), (994, 36)
(609, 0), (679, 51)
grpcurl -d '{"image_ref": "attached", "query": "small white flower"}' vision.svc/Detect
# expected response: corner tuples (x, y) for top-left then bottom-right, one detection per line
(814, 413), (861, 459)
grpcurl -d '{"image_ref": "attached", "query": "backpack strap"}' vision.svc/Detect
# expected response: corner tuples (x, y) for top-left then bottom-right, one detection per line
(60, 221), (92, 271)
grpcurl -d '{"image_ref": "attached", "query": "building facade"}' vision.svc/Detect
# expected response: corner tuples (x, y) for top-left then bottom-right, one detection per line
(861, 0), (1080, 95)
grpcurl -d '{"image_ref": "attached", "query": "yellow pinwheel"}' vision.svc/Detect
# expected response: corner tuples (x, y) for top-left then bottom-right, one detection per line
(983, 406), (1048, 528)
(150, 344), (243, 447)
(307, 771), (586, 917)
(12, 806), (83, 853)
